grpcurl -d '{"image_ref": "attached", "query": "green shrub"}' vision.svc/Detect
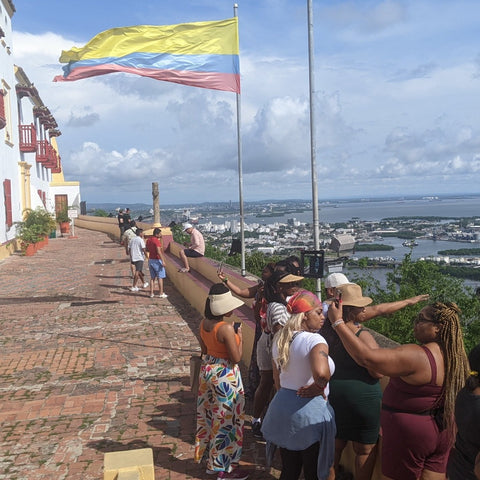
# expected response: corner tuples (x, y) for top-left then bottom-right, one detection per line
(23, 208), (56, 236)
(17, 208), (56, 248)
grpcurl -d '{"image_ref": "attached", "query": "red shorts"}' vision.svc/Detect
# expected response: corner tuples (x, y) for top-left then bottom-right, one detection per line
(381, 409), (452, 480)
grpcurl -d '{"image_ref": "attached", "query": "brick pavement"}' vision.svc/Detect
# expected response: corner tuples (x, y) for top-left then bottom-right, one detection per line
(0, 228), (280, 480)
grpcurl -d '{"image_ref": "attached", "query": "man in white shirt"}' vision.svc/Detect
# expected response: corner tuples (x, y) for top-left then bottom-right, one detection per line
(179, 223), (205, 273)
(128, 228), (148, 292)
(121, 220), (137, 278)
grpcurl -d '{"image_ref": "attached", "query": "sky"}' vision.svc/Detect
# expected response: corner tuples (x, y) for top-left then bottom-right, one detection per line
(10, 0), (480, 206)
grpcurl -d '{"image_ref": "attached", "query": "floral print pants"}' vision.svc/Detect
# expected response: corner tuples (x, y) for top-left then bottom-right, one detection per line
(194, 355), (245, 472)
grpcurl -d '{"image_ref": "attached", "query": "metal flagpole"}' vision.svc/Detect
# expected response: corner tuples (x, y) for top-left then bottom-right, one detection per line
(307, 0), (322, 299)
(234, 3), (246, 276)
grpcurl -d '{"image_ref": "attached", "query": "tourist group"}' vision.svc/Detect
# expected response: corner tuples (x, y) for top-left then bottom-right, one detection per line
(193, 256), (480, 480)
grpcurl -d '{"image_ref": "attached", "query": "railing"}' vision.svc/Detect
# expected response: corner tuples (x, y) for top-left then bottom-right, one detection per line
(44, 149), (58, 169)
(19, 124), (37, 152)
(36, 139), (56, 165)
(36, 139), (49, 163)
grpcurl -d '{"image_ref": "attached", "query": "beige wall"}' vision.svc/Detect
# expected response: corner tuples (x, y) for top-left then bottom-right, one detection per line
(166, 241), (257, 367)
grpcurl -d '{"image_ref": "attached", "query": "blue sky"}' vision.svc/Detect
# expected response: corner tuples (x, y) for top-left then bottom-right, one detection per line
(11, 0), (480, 205)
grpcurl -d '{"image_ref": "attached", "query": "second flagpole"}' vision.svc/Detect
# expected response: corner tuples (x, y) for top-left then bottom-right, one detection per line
(234, 3), (246, 276)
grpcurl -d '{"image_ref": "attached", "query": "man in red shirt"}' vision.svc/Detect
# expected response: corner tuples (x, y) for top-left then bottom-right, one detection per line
(145, 228), (167, 298)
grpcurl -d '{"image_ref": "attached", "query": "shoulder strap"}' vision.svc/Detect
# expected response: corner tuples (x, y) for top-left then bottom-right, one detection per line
(420, 345), (437, 384)
(355, 328), (364, 338)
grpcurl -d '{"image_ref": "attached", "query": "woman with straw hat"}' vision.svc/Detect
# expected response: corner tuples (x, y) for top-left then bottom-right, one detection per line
(194, 283), (249, 480)
(319, 283), (383, 480)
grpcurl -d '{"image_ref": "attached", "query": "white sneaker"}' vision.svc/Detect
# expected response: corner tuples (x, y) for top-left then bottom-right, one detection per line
(150, 294), (155, 298)
(130, 286), (139, 292)
(143, 282), (149, 288)
(158, 293), (168, 298)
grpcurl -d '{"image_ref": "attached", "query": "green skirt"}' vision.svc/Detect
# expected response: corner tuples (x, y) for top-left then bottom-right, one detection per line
(329, 378), (382, 444)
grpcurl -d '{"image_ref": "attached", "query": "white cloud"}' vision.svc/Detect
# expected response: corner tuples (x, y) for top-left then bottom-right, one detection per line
(10, 0), (480, 203)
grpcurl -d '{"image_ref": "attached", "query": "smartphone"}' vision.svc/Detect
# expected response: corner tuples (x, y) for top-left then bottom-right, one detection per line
(335, 291), (342, 307)
(233, 322), (241, 333)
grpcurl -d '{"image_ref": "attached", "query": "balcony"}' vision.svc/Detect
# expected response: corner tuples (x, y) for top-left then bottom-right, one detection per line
(15, 83), (39, 99)
(36, 139), (55, 165)
(18, 124), (37, 152)
(44, 147), (56, 166)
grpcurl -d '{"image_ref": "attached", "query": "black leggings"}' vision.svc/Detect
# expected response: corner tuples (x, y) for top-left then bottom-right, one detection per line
(279, 442), (320, 480)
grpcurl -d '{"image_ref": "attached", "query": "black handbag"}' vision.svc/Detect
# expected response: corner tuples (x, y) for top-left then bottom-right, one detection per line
(189, 354), (203, 393)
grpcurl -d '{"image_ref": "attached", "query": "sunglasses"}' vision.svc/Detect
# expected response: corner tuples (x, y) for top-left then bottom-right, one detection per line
(413, 313), (437, 325)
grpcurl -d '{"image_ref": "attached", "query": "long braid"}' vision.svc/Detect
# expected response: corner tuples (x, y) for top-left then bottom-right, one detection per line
(430, 302), (469, 435)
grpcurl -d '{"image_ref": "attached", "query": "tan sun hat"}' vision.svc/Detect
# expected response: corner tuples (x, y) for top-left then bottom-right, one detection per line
(336, 283), (372, 308)
(277, 273), (304, 283)
(209, 291), (245, 316)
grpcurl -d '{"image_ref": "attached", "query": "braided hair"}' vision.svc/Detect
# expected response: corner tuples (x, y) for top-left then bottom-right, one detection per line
(429, 302), (469, 434)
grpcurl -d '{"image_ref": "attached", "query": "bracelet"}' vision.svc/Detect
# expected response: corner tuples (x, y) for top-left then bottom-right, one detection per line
(332, 319), (345, 329)
(222, 277), (229, 284)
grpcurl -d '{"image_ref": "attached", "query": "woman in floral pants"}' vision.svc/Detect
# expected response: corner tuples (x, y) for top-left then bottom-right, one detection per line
(194, 283), (249, 480)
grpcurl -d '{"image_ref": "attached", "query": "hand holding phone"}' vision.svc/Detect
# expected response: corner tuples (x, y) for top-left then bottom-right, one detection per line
(334, 291), (342, 308)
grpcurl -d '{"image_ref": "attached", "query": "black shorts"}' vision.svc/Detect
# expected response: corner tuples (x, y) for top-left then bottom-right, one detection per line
(184, 249), (203, 258)
(133, 260), (144, 272)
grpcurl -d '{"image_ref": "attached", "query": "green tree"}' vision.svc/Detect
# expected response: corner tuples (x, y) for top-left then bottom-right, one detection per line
(93, 209), (109, 217)
(357, 257), (369, 268)
(354, 253), (480, 351)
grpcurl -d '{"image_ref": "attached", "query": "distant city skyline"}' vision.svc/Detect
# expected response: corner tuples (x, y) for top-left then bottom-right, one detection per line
(88, 193), (480, 211)
(11, 0), (480, 204)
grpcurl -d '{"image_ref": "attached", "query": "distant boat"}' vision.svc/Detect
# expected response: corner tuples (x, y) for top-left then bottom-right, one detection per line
(402, 240), (419, 247)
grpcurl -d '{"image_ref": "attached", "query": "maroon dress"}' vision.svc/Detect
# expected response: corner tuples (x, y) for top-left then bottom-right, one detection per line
(381, 345), (451, 480)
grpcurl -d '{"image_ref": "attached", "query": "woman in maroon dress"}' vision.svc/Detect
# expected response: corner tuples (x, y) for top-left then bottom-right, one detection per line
(328, 300), (469, 480)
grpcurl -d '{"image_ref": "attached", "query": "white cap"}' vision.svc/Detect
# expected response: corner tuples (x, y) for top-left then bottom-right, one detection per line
(324, 273), (350, 288)
(183, 223), (193, 231)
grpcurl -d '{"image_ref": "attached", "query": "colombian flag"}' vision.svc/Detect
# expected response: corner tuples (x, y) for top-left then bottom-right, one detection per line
(54, 18), (240, 93)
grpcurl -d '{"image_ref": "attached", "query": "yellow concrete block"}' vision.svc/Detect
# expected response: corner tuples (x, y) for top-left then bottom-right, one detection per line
(104, 448), (154, 480)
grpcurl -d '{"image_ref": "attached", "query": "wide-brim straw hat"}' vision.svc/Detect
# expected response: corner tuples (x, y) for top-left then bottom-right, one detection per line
(209, 291), (245, 316)
(277, 273), (304, 283)
(336, 283), (372, 308)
